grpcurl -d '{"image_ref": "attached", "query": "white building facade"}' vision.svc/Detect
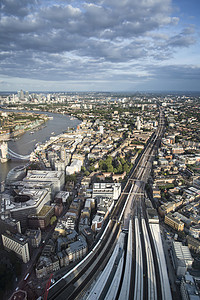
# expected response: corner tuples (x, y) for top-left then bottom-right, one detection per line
(2, 232), (30, 263)
(92, 183), (121, 201)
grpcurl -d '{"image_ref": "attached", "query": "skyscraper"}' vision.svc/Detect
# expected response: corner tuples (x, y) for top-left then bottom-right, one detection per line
(19, 89), (24, 100)
(136, 116), (141, 130)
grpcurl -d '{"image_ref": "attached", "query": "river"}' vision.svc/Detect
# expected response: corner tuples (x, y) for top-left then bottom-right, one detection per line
(0, 110), (81, 182)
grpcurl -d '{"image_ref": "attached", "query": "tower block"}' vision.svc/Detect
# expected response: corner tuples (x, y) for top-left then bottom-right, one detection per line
(0, 141), (9, 163)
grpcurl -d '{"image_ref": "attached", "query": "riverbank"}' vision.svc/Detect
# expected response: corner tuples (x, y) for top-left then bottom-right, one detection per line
(0, 110), (81, 182)
(0, 111), (49, 142)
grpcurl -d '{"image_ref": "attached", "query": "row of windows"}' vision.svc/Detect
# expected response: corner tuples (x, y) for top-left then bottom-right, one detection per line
(2, 236), (30, 262)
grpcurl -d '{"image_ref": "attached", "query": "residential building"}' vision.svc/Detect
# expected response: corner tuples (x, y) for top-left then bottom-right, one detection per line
(172, 242), (193, 276)
(55, 191), (70, 204)
(92, 183), (121, 201)
(66, 159), (83, 175)
(187, 235), (200, 253)
(164, 213), (184, 231)
(26, 228), (41, 248)
(91, 214), (104, 232)
(0, 217), (21, 236)
(189, 225), (200, 239)
(66, 235), (88, 262)
(61, 216), (76, 230)
(180, 273), (200, 300)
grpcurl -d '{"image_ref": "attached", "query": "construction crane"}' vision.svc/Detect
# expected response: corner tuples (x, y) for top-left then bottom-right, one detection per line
(43, 273), (53, 300)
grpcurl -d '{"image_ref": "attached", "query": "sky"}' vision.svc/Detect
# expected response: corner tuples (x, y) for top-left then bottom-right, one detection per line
(0, 0), (200, 92)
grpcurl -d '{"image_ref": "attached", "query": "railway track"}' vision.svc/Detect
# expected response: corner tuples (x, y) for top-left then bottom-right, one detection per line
(48, 107), (165, 300)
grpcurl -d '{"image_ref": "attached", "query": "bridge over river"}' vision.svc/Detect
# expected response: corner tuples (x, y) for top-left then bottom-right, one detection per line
(0, 141), (31, 163)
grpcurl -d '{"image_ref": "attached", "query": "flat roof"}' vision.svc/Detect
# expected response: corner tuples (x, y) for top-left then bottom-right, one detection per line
(25, 170), (63, 180)
(37, 205), (52, 217)
(150, 223), (172, 300)
(3, 232), (28, 245)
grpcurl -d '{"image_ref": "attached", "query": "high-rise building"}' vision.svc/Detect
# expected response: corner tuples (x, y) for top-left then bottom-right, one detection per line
(2, 232), (30, 263)
(0, 141), (9, 163)
(99, 125), (104, 134)
(136, 116), (141, 130)
(19, 89), (24, 100)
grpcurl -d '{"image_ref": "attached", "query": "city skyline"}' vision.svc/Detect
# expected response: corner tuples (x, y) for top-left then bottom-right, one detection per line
(0, 0), (200, 92)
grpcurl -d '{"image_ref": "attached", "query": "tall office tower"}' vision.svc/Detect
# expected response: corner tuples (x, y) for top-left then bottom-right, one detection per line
(38, 94), (42, 102)
(20, 89), (24, 100)
(47, 94), (51, 102)
(25, 91), (29, 98)
(136, 116), (141, 130)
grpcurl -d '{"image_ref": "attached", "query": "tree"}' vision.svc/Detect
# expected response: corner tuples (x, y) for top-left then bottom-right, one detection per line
(107, 165), (113, 172)
(50, 216), (57, 225)
(66, 174), (77, 183)
(112, 159), (119, 169)
(123, 163), (129, 173)
(106, 156), (113, 164)
(81, 166), (86, 172)
(99, 160), (107, 171)
(113, 168), (118, 174)
(117, 163), (123, 174)
(89, 166), (95, 172)
(120, 157), (126, 165)
(84, 171), (90, 176)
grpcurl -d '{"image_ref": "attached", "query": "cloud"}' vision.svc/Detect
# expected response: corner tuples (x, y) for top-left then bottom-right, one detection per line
(0, 0), (178, 51)
(152, 64), (200, 80)
(1, 0), (37, 17)
(136, 64), (200, 91)
(0, 0), (199, 91)
(167, 26), (196, 47)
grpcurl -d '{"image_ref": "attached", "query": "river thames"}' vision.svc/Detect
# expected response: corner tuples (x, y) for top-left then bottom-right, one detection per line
(0, 110), (81, 182)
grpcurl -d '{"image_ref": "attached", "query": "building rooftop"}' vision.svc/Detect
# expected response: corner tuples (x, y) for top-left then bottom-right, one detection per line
(182, 273), (200, 299)
(37, 205), (53, 217)
(67, 235), (87, 253)
(3, 231), (28, 245)
(5, 188), (50, 212)
(173, 242), (193, 263)
(10, 290), (27, 300)
(93, 182), (121, 189)
(24, 170), (63, 180)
